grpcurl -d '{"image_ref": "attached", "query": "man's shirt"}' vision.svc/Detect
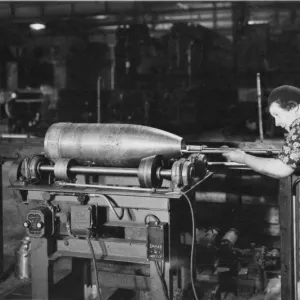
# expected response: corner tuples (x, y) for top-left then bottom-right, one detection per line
(278, 118), (300, 169)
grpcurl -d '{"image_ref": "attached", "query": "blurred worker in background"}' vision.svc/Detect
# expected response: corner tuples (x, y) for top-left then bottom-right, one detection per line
(222, 85), (300, 179)
(40, 83), (58, 113)
(37, 83), (58, 135)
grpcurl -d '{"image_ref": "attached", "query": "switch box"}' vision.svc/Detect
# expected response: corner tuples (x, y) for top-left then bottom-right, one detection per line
(71, 205), (96, 237)
(147, 222), (168, 261)
(25, 206), (53, 238)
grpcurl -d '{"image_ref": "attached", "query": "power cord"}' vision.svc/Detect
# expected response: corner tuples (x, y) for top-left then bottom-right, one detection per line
(90, 194), (125, 220)
(155, 260), (170, 300)
(87, 236), (101, 300)
(144, 214), (161, 225)
(66, 223), (101, 299)
(178, 191), (199, 300)
(162, 172), (213, 300)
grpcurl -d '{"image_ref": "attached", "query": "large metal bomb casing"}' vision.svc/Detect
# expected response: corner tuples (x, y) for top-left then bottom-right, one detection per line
(44, 123), (185, 167)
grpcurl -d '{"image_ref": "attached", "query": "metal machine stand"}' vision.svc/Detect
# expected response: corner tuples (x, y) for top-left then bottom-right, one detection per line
(0, 159), (2, 277)
(26, 185), (197, 300)
(279, 175), (300, 300)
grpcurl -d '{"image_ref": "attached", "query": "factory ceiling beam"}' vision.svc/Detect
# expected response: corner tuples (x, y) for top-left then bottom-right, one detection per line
(0, 1), (296, 27)
(0, 1), (262, 43)
(0, 2), (231, 23)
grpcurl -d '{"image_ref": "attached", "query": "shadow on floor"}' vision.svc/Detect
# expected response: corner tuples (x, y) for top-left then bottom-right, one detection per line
(3, 274), (139, 300)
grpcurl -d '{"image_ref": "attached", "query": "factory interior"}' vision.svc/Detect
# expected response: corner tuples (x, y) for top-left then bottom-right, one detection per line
(0, 1), (300, 299)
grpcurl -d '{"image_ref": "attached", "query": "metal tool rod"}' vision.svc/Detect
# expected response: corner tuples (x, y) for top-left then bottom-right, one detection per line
(159, 169), (171, 178)
(207, 162), (249, 169)
(40, 165), (137, 176)
(0, 134), (37, 139)
(96, 76), (102, 123)
(39, 165), (172, 179)
(257, 72), (264, 142)
(72, 166), (138, 176)
(55, 181), (157, 193)
(38, 165), (53, 172)
(40, 162), (249, 176)
(109, 45), (115, 90)
(184, 146), (280, 155)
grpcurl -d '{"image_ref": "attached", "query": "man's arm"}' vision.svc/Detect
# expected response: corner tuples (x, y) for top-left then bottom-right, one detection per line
(243, 154), (294, 178)
(223, 149), (294, 178)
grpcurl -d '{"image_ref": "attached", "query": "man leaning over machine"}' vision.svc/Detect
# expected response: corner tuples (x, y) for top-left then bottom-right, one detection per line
(223, 85), (300, 179)
(223, 85), (300, 300)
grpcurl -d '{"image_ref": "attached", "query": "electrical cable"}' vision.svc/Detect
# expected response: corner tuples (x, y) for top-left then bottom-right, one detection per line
(0, 262), (15, 284)
(90, 194), (125, 220)
(66, 211), (101, 299)
(87, 236), (101, 300)
(178, 191), (199, 300)
(155, 260), (170, 300)
(162, 172), (213, 299)
(127, 208), (133, 220)
(144, 214), (161, 225)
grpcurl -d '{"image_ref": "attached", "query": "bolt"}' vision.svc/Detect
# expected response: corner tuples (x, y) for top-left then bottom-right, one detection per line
(64, 240), (69, 246)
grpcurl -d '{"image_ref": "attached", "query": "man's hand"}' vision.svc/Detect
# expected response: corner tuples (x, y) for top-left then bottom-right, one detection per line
(222, 149), (246, 164)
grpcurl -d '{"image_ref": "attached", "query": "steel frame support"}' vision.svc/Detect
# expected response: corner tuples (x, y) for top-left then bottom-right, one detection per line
(279, 175), (300, 300)
(0, 160), (2, 277)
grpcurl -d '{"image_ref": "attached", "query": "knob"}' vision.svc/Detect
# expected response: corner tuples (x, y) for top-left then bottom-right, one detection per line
(23, 221), (31, 228)
(36, 222), (44, 229)
(42, 192), (51, 201)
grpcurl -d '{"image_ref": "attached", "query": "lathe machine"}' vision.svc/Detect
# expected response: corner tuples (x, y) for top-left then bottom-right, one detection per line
(8, 122), (213, 300)
(7, 122), (300, 300)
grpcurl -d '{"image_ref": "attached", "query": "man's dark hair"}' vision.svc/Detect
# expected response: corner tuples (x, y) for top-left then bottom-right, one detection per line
(268, 85), (300, 110)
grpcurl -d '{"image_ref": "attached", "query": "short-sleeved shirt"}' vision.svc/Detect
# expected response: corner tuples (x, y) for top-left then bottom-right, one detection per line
(278, 118), (300, 169)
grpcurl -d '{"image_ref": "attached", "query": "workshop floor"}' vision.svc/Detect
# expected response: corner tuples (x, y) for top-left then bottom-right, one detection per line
(0, 127), (282, 300)
(0, 280), (268, 300)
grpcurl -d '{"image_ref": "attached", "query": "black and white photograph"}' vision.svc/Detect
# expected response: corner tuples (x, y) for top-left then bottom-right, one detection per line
(0, 1), (298, 299)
